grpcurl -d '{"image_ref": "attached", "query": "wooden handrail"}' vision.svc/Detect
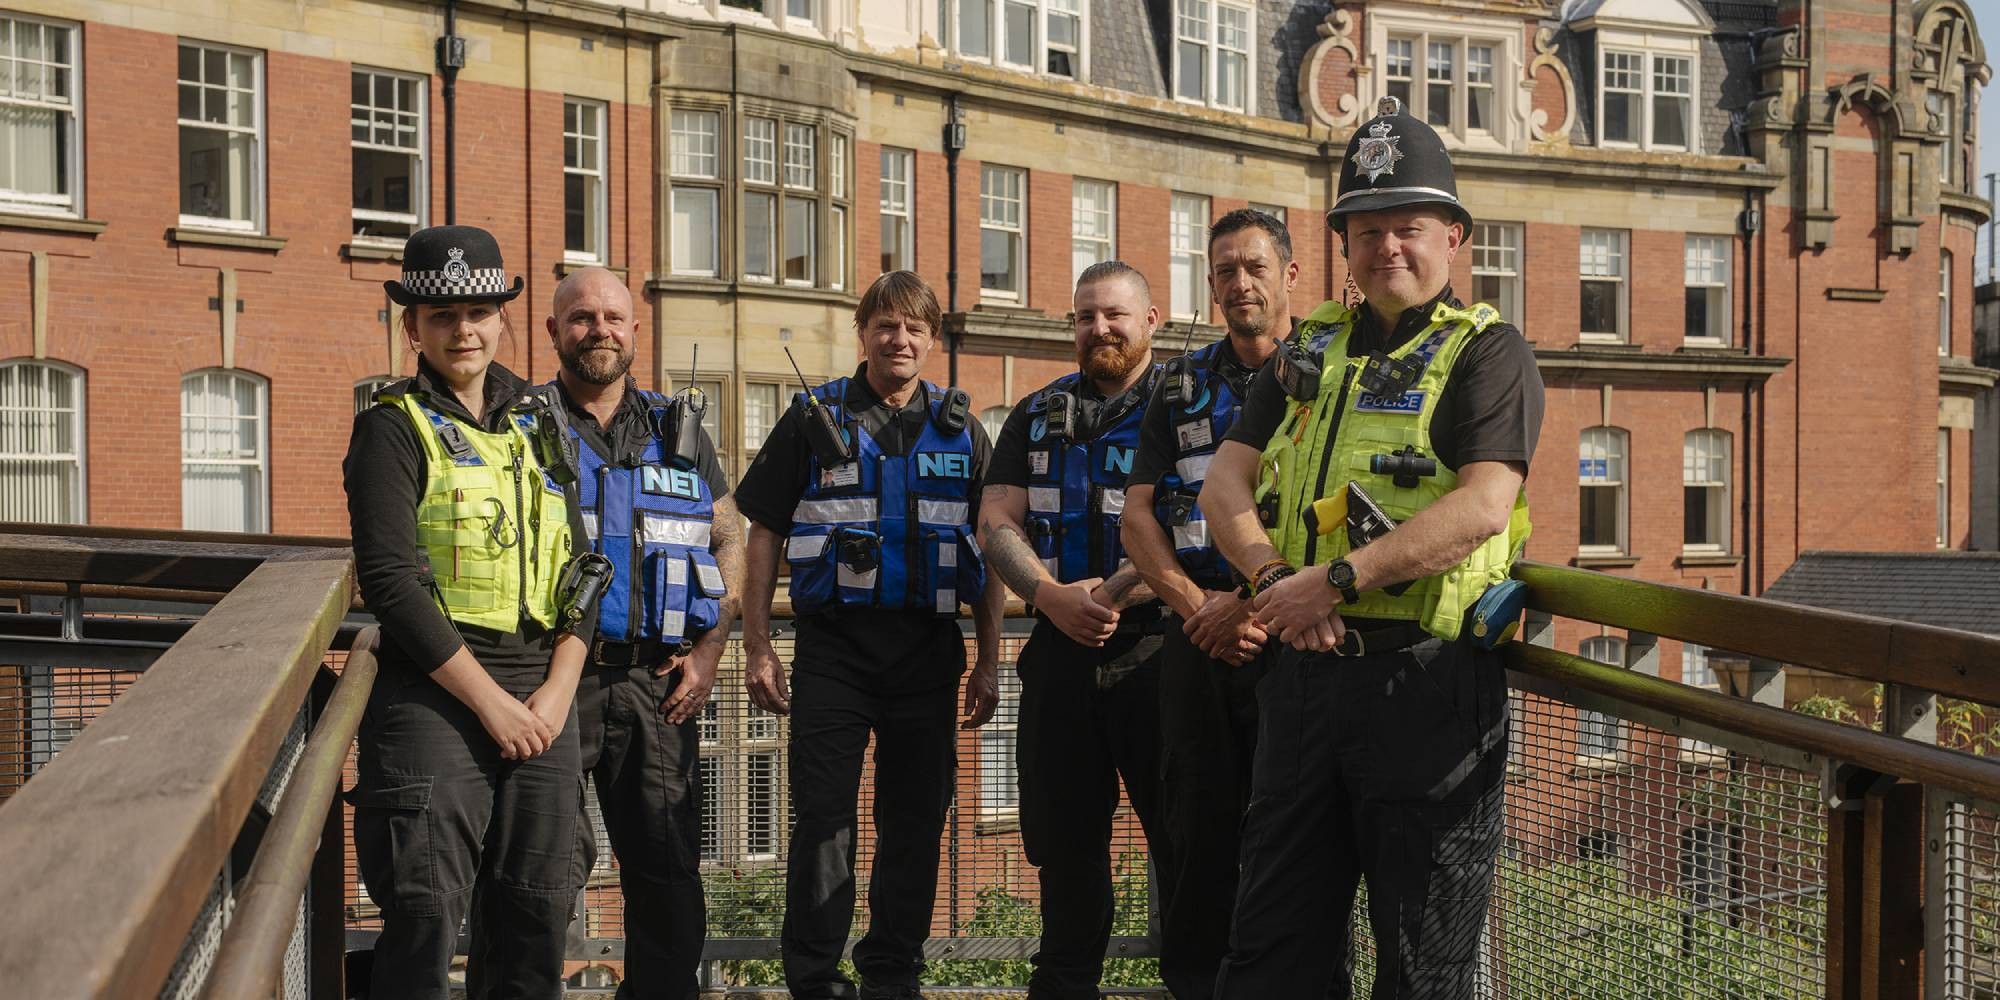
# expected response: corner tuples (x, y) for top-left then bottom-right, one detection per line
(0, 531), (353, 593)
(200, 627), (379, 1000)
(1505, 642), (2000, 802)
(0, 552), (353, 998)
(1514, 560), (2000, 707)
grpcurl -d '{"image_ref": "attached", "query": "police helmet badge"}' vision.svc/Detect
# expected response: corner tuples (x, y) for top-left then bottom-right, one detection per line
(443, 247), (472, 285)
(1350, 96), (1406, 183)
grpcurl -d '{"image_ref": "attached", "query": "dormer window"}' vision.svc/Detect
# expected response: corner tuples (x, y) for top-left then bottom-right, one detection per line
(1565, 0), (1713, 153)
(1173, 0), (1252, 112)
(1370, 16), (1517, 147)
(948, 0), (1089, 80)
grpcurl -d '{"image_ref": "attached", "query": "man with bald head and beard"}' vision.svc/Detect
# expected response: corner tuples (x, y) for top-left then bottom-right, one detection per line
(545, 267), (742, 999)
(979, 261), (1168, 1000)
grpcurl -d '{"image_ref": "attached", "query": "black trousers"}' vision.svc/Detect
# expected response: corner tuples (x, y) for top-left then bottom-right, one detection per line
(1016, 619), (1169, 1000)
(1216, 638), (1509, 1000)
(570, 663), (708, 1000)
(780, 667), (959, 999)
(1156, 620), (1271, 1000)
(350, 670), (581, 1000)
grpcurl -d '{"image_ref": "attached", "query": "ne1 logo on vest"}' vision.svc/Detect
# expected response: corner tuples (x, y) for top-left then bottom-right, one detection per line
(1102, 446), (1135, 476)
(916, 451), (973, 479)
(641, 465), (703, 499)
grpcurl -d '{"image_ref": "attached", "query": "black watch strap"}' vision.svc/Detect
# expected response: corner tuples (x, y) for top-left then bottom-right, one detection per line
(1327, 559), (1361, 605)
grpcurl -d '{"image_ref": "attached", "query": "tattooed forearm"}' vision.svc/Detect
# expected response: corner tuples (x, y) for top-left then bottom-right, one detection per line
(698, 496), (746, 653)
(981, 520), (1053, 603)
(1093, 561), (1157, 611)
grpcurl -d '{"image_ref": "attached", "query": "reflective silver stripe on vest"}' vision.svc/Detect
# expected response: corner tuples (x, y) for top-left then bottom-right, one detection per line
(1176, 453), (1212, 485)
(641, 514), (713, 548)
(1028, 486), (1062, 514)
(917, 499), (969, 526)
(1100, 488), (1126, 516)
(582, 511), (600, 540)
(1174, 519), (1208, 551)
(794, 496), (881, 524)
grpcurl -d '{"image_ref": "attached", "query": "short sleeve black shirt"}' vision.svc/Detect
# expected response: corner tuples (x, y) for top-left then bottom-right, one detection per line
(734, 365), (992, 691)
(1224, 289), (1544, 473)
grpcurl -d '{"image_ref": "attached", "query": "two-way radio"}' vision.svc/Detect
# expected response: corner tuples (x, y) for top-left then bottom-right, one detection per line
(785, 347), (854, 469)
(1160, 324), (1201, 408)
(665, 344), (708, 468)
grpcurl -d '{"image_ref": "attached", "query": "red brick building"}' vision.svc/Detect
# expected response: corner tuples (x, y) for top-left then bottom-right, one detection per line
(0, 0), (1991, 977)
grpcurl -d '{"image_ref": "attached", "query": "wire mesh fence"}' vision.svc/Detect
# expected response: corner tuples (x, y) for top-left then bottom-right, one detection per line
(1937, 794), (2000, 999)
(0, 662), (142, 800)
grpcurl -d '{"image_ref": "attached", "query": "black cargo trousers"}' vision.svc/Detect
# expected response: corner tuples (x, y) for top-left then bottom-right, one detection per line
(1155, 620), (1272, 1000)
(1015, 616), (1170, 1000)
(570, 656), (708, 1000)
(1215, 632), (1509, 1000)
(349, 669), (582, 1000)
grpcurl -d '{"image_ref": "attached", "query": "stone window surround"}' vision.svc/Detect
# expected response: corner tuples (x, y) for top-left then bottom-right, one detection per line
(661, 98), (853, 295)
(1366, 8), (1524, 153)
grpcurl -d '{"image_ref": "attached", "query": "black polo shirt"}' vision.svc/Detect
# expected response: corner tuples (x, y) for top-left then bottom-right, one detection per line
(736, 364), (993, 689)
(1224, 288), (1544, 474)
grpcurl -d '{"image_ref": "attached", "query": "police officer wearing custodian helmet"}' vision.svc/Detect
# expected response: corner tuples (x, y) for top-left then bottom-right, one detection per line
(735, 270), (1003, 1000)
(1200, 97), (1544, 998)
(546, 266), (741, 999)
(344, 225), (598, 998)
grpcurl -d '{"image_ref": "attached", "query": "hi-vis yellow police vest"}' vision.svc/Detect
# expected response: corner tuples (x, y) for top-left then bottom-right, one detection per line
(385, 390), (570, 633)
(1254, 298), (1531, 641)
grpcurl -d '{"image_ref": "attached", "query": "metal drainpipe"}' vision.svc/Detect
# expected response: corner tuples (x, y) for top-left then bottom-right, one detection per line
(945, 93), (963, 387)
(438, 0), (461, 225)
(1740, 189), (1756, 596)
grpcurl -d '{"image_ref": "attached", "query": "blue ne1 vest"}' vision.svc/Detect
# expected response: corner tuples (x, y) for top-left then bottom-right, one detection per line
(784, 378), (985, 617)
(1023, 368), (1158, 584)
(1148, 341), (1250, 590)
(569, 389), (724, 646)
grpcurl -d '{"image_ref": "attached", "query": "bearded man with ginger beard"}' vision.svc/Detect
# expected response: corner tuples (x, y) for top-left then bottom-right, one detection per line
(978, 261), (1169, 1000)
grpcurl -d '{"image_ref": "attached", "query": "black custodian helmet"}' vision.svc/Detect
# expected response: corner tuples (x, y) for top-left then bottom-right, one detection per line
(1326, 96), (1473, 236)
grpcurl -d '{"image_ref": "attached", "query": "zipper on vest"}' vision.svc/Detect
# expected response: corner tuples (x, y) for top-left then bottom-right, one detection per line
(1300, 364), (1356, 568)
(512, 441), (531, 620)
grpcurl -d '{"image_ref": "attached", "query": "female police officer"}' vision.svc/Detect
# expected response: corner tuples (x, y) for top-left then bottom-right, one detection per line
(344, 225), (596, 999)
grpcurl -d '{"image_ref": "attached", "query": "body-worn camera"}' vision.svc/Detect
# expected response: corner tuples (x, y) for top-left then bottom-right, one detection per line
(513, 388), (578, 485)
(1273, 340), (1322, 402)
(1358, 350), (1425, 396)
(1042, 390), (1080, 440)
(647, 388), (709, 470)
(1370, 445), (1437, 489)
(937, 386), (972, 433)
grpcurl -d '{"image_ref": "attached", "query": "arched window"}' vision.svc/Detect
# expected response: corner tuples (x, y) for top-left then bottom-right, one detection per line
(0, 359), (85, 523)
(181, 369), (269, 532)
(1682, 429), (1730, 552)
(1578, 427), (1628, 554)
(1577, 635), (1628, 759)
(353, 375), (396, 415)
(980, 404), (1010, 443)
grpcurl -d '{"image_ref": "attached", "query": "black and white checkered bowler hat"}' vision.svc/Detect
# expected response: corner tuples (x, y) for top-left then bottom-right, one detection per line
(383, 225), (525, 306)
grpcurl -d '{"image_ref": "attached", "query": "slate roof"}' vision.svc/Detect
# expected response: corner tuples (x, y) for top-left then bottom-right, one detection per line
(1763, 551), (2000, 636)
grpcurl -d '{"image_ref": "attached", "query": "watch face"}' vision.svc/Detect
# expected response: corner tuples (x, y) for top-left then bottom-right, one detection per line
(1328, 560), (1357, 588)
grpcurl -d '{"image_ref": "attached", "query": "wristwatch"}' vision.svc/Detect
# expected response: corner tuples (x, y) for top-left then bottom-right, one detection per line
(1325, 559), (1360, 605)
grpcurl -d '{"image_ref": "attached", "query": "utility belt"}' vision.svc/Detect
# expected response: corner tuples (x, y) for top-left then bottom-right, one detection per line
(592, 636), (684, 669)
(1317, 616), (1434, 658)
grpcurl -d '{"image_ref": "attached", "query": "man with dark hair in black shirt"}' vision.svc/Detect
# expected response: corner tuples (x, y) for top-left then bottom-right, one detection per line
(980, 261), (1166, 1000)
(545, 267), (739, 1000)
(735, 271), (1003, 1000)
(1120, 208), (1294, 1000)
(1201, 99), (1544, 997)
